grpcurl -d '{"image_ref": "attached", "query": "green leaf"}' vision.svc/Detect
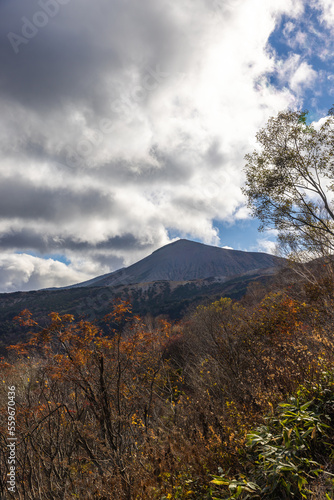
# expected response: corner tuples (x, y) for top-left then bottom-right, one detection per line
(211, 479), (230, 486)
(300, 400), (314, 411)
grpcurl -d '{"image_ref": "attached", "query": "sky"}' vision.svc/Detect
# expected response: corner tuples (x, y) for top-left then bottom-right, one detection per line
(0, 0), (333, 292)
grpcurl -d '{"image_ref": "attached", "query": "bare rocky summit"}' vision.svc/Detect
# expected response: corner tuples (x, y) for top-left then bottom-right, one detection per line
(68, 239), (282, 289)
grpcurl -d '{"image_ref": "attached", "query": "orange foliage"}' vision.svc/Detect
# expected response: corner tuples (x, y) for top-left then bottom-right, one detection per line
(1, 294), (333, 499)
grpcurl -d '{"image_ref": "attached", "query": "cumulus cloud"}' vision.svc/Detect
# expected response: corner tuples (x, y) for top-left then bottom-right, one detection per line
(313, 0), (334, 29)
(255, 239), (278, 256)
(0, 253), (93, 292)
(0, 0), (331, 291)
(287, 58), (317, 95)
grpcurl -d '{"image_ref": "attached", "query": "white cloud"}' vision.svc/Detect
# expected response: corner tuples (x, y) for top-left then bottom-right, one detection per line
(312, 0), (334, 29)
(256, 239), (277, 255)
(276, 54), (317, 97)
(0, 254), (93, 292)
(289, 61), (317, 93)
(283, 21), (295, 37)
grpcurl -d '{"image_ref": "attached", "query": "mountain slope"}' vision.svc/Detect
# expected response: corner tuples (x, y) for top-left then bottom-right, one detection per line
(68, 239), (282, 289)
(0, 268), (276, 352)
(0, 239), (284, 349)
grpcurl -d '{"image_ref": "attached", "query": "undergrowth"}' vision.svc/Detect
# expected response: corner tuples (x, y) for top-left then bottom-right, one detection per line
(211, 372), (334, 499)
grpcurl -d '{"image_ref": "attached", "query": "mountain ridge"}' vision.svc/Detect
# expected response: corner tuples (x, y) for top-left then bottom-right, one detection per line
(65, 239), (283, 289)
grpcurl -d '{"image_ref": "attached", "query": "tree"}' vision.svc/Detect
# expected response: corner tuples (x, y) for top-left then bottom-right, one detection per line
(243, 110), (334, 259)
(1, 303), (174, 499)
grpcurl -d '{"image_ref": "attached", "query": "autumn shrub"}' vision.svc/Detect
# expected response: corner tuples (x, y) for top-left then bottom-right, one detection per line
(182, 292), (332, 416)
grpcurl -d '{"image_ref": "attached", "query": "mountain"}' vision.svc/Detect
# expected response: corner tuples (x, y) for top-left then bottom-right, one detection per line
(67, 239), (282, 288)
(0, 240), (284, 350)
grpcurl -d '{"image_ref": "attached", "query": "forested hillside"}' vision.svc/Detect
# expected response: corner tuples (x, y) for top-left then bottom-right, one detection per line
(1, 267), (334, 499)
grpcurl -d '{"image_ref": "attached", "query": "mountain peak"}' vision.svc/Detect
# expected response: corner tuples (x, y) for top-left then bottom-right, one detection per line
(152, 238), (206, 253)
